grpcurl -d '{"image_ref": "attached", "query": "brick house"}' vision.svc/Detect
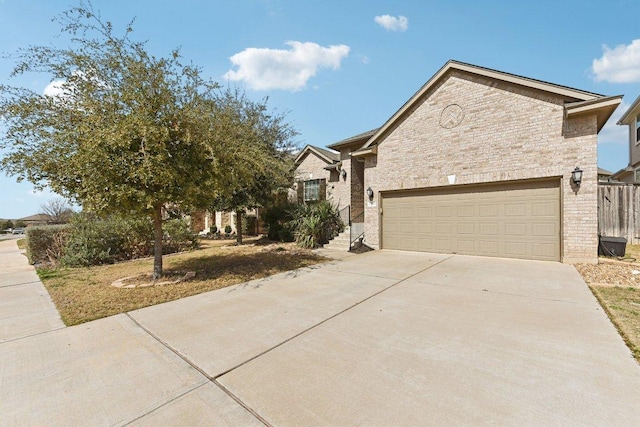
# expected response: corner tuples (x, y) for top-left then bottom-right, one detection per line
(610, 95), (640, 183)
(294, 60), (621, 263)
(190, 209), (261, 235)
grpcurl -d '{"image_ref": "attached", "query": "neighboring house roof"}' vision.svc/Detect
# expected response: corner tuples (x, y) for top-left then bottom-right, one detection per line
(19, 213), (52, 222)
(327, 128), (379, 150)
(611, 166), (634, 180)
(618, 94), (640, 125)
(598, 167), (613, 176)
(357, 60), (622, 153)
(294, 144), (339, 165)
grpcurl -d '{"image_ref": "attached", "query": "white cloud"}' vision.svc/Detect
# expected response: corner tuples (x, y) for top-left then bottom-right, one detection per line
(598, 101), (629, 145)
(43, 79), (65, 97)
(374, 15), (408, 32)
(592, 39), (640, 83)
(224, 41), (350, 91)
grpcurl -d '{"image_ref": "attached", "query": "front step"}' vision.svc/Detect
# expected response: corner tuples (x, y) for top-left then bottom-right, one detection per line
(324, 227), (352, 251)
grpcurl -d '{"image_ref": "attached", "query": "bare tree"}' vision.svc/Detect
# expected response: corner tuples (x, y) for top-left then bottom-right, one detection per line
(40, 198), (74, 224)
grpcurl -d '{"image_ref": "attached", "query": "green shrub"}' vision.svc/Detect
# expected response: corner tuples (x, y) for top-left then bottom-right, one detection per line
(243, 215), (258, 236)
(163, 218), (198, 253)
(288, 201), (343, 248)
(210, 225), (217, 234)
(262, 201), (295, 241)
(278, 226), (295, 242)
(60, 214), (132, 266)
(224, 224), (232, 234)
(60, 214), (196, 267)
(25, 225), (69, 265)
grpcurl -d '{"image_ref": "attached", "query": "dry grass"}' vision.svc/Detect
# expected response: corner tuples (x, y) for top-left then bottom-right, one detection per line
(16, 238), (26, 250)
(575, 246), (640, 362)
(39, 237), (326, 326)
(589, 286), (640, 361)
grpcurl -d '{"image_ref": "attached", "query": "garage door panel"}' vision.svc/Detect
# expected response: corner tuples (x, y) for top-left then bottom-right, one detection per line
(479, 204), (499, 217)
(416, 238), (434, 251)
(382, 180), (559, 261)
(504, 203), (527, 216)
(436, 206), (453, 217)
(504, 223), (527, 236)
(532, 202), (556, 217)
(457, 239), (475, 252)
(533, 243), (557, 258)
(435, 222), (453, 234)
(457, 205), (475, 217)
(434, 238), (453, 251)
(505, 241), (527, 256)
(478, 240), (499, 254)
(397, 222), (415, 234)
(479, 223), (499, 236)
(416, 222), (433, 233)
(457, 222), (475, 234)
(416, 207), (433, 218)
(532, 223), (556, 237)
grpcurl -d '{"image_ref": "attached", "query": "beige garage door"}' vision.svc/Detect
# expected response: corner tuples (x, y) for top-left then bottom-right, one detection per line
(381, 180), (560, 261)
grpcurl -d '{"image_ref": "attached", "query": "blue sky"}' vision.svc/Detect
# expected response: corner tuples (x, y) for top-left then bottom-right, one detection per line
(1, 0), (639, 219)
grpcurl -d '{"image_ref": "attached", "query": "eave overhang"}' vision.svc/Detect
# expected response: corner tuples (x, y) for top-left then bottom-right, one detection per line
(351, 146), (378, 158)
(323, 163), (341, 171)
(565, 95), (623, 133)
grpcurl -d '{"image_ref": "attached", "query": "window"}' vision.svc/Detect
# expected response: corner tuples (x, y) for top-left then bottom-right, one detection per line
(635, 168), (640, 183)
(304, 179), (321, 202)
(636, 114), (640, 143)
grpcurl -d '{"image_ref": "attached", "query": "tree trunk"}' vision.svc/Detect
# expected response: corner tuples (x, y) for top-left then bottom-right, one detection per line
(153, 204), (163, 279)
(236, 210), (243, 244)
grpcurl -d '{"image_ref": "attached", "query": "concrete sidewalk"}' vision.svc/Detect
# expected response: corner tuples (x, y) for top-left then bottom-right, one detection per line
(0, 238), (64, 342)
(1, 248), (640, 425)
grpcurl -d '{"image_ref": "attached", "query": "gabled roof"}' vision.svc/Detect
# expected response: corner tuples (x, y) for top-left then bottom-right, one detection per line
(611, 166), (633, 180)
(598, 167), (613, 176)
(19, 213), (52, 222)
(294, 144), (339, 165)
(358, 60), (621, 152)
(327, 128), (379, 150)
(618, 94), (640, 125)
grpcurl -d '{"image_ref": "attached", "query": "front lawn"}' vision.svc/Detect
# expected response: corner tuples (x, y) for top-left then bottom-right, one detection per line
(39, 238), (326, 326)
(590, 285), (640, 362)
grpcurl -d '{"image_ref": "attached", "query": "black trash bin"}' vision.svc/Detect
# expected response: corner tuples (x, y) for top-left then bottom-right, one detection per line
(598, 236), (627, 257)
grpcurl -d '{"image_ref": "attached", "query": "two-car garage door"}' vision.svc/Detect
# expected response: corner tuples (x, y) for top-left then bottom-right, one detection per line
(381, 180), (560, 261)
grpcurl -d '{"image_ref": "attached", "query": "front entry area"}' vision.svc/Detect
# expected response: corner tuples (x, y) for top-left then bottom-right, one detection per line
(381, 179), (560, 261)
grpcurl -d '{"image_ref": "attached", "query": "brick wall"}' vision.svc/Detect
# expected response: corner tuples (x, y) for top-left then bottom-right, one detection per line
(295, 151), (351, 208)
(330, 150), (351, 211)
(363, 70), (599, 263)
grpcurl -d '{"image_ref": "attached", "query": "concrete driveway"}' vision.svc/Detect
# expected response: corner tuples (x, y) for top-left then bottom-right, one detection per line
(1, 248), (640, 426)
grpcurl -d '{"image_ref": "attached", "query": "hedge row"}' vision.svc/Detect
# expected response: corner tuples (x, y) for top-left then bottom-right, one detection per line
(26, 214), (197, 267)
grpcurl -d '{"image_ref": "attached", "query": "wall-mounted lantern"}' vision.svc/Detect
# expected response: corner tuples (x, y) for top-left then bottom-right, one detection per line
(366, 187), (374, 201)
(571, 167), (583, 187)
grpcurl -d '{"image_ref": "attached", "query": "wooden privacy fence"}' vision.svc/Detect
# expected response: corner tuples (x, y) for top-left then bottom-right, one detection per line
(598, 183), (640, 245)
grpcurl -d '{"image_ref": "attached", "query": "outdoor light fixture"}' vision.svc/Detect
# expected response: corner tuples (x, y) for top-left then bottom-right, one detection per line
(571, 167), (583, 187)
(366, 187), (374, 200)
(341, 169), (347, 179)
